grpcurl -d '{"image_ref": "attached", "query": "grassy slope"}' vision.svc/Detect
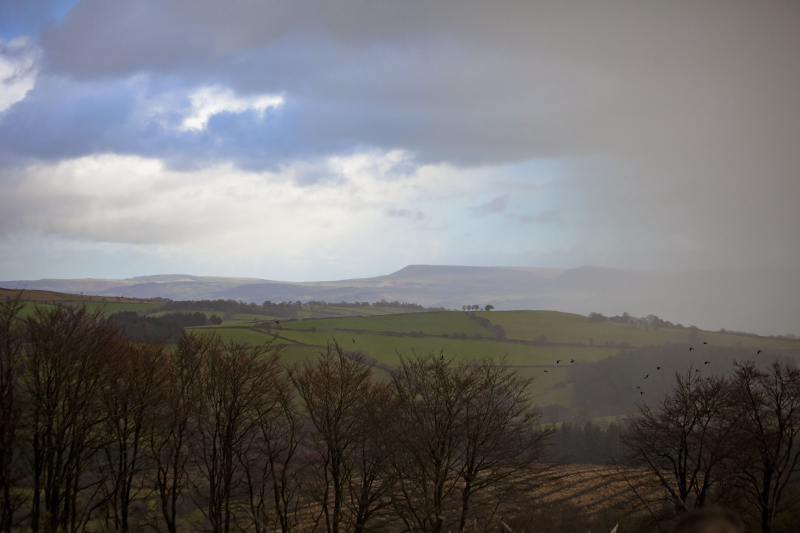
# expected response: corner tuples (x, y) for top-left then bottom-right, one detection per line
(476, 310), (800, 350)
(193, 310), (799, 412)
(282, 312), (493, 337)
(17, 300), (162, 318)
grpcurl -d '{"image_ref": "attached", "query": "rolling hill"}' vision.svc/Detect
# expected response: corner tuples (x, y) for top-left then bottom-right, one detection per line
(3, 264), (799, 335)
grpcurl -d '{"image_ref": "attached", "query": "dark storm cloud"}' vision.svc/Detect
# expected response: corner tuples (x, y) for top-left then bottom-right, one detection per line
(0, 0), (798, 273)
(18, 1), (799, 168)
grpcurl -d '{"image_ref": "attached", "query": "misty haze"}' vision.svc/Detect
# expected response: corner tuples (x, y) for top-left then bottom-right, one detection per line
(0, 2), (798, 533)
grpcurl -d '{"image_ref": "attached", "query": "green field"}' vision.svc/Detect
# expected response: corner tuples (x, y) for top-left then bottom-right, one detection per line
(77, 301), (164, 315)
(295, 305), (412, 319)
(18, 300), (161, 318)
(475, 310), (800, 350)
(189, 310), (799, 413)
(283, 312), (494, 337)
(14, 299), (799, 415)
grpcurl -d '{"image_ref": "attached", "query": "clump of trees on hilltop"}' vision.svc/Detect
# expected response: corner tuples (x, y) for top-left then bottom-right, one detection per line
(588, 311), (694, 330)
(158, 298), (445, 321)
(0, 297), (549, 533)
(161, 299), (304, 319)
(109, 311), (220, 343)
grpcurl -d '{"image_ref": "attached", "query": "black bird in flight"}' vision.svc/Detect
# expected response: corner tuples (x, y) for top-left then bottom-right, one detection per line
(703, 341), (708, 345)
(644, 374), (649, 379)
(757, 350), (762, 354)
(556, 360), (561, 364)
(657, 366), (661, 370)
(704, 361), (710, 365)
(570, 359), (575, 363)
(640, 391), (645, 395)
(689, 347), (694, 351)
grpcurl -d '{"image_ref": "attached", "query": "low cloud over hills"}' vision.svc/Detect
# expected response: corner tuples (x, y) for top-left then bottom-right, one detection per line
(3, 265), (798, 337)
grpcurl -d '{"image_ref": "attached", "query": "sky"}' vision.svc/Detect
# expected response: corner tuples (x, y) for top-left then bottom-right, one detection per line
(0, 0), (798, 282)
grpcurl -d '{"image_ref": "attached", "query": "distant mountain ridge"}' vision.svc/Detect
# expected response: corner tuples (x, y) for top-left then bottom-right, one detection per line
(2, 265), (798, 336)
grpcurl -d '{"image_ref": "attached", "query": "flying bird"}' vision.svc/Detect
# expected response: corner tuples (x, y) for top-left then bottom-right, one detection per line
(640, 391), (645, 395)
(704, 361), (710, 365)
(570, 359), (575, 363)
(657, 366), (661, 370)
(757, 350), (762, 354)
(644, 375), (649, 379)
(556, 360), (561, 364)
(703, 342), (708, 345)
(689, 347), (694, 351)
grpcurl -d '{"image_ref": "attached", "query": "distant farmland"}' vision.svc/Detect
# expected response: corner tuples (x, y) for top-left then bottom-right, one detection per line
(7, 288), (799, 418)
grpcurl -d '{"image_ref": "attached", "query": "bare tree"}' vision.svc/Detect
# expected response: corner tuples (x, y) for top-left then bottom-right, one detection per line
(389, 351), (475, 533)
(239, 361), (307, 533)
(344, 381), (398, 533)
(455, 358), (552, 533)
(99, 340), (167, 532)
(0, 296), (25, 532)
(193, 338), (282, 533)
(23, 304), (124, 533)
(290, 339), (374, 533)
(149, 332), (214, 533)
(728, 361), (800, 533)
(622, 369), (738, 517)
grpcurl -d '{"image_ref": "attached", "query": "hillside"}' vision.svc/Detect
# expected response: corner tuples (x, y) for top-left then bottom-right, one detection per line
(187, 309), (800, 417)
(3, 264), (799, 335)
(7, 290), (798, 420)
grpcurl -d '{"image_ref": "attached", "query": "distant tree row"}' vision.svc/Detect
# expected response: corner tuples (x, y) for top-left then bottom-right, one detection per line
(546, 420), (623, 465)
(109, 311), (221, 342)
(159, 299), (445, 319)
(462, 305), (494, 312)
(0, 297), (550, 533)
(161, 299), (303, 319)
(588, 311), (696, 331)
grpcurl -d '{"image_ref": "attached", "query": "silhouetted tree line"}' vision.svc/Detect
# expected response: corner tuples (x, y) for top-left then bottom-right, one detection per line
(160, 299), (303, 319)
(0, 297), (551, 533)
(622, 361), (800, 533)
(109, 311), (220, 343)
(546, 420), (622, 465)
(466, 313), (506, 339)
(306, 300), (448, 311)
(568, 344), (794, 417)
(588, 311), (695, 330)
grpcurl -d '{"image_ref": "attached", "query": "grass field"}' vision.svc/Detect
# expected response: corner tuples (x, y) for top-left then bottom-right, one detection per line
(12, 291), (798, 416)
(283, 312), (493, 337)
(184, 309), (800, 413)
(17, 300), (162, 318)
(296, 305), (412, 319)
(474, 310), (800, 350)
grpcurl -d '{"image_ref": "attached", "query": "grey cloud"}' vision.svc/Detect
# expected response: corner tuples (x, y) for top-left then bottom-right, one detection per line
(0, 0), (796, 272)
(470, 196), (508, 217)
(518, 211), (560, 225)
(387, 208), (424, 221)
